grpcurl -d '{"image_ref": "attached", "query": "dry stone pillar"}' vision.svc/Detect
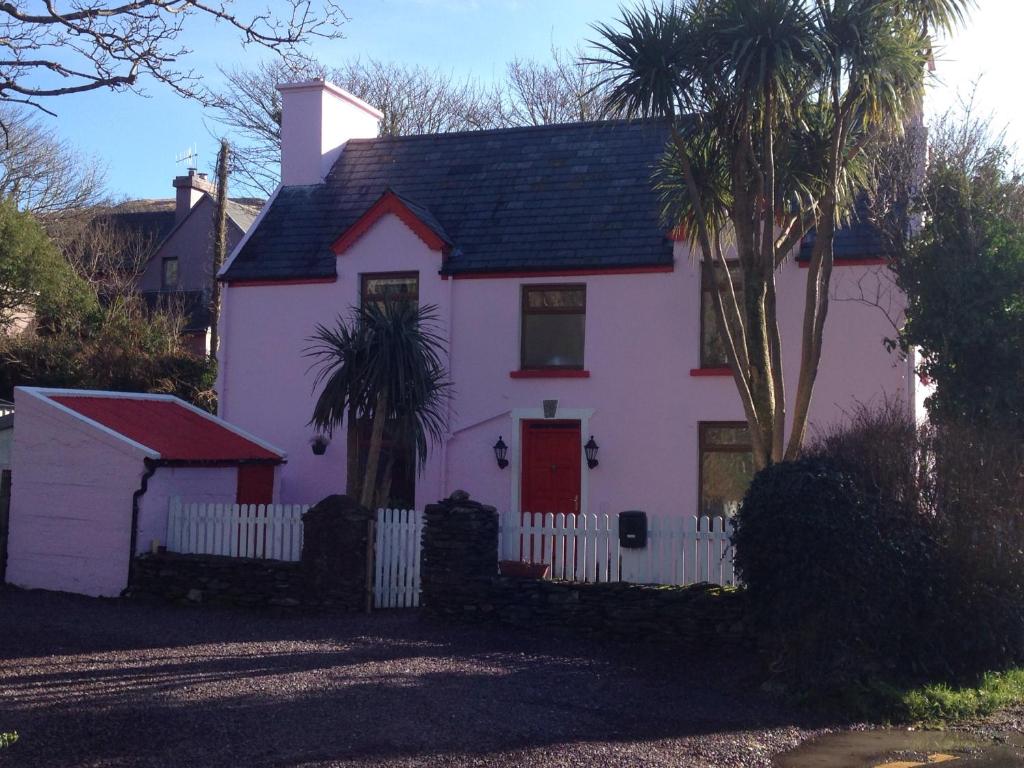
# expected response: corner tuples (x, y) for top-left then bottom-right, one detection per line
(420, 490), (498, 618)
(301, 494), (374, 611)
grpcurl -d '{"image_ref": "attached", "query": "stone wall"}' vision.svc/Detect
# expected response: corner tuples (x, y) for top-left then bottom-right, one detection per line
(131, 552), (309, 609)
(129, 494), (373, 612)
(421, 491), (753, 650)
(487, 578), (751, 648)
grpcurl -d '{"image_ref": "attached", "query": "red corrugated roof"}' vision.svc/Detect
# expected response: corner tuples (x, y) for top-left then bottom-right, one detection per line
(51, 395), (281, 463)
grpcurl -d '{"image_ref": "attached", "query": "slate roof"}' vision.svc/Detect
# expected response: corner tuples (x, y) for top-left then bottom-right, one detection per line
(223, 119), (677, 282)
(223, 117), (891, 282)
(798, 196), (893, 261)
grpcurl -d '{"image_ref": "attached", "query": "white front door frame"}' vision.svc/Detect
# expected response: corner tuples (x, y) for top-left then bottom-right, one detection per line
(509, 407), (594, 519)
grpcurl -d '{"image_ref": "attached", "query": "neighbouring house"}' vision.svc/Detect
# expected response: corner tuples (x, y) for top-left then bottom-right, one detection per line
(216, 80), (925, 519)
(136, 170), (262, 355)
(4, 387), (285, 597)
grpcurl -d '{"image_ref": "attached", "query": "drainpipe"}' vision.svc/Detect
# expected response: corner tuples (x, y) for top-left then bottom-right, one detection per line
(123, 458), (159, 597)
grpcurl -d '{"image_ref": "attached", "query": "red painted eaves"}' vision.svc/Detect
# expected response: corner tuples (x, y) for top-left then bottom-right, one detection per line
(332, 191), (450, 256)
(442, 265), (674, 280)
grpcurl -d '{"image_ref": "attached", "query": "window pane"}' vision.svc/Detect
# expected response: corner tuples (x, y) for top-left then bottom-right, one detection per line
(704, 425), (750, 447)
(701, 264), (743, 368)
(362, 274), (418, 308)
(702, 292), (728, 366)
(525, 287), (585, 311)
(523, 313), (584, 368)
(162, 258), (178, 289)
(701, 450), (755, 517)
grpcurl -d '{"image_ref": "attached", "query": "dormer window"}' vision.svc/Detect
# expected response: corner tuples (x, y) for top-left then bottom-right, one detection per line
(161, 257), (179, 291)
(520, 285), (586, 370)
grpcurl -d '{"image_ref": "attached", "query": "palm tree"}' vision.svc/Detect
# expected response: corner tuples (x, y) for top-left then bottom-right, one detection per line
(590, 0), (971, 468)
(306, 301), (450, 509)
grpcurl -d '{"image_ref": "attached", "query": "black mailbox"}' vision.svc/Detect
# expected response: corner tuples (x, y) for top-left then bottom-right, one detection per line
(618, 510), (647, 549)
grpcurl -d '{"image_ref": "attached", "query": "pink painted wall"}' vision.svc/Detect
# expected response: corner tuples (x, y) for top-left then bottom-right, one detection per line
(136, 466), (239, 555)
(6, 390), (148, 597)
(218, 212), (914, 515)
(138, 196), (245, 293)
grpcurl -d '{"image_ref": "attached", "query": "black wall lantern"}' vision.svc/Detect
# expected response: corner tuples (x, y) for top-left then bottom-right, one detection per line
(310, 434), (330, 456)
(493, 436), (509, 469)
(584, 436), (600, 469)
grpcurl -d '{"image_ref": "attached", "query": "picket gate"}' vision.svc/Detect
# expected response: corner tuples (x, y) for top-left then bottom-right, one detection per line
(499, 511), (734, 586)
(373, 508), (422, 608)
(167, 498), (306, 561)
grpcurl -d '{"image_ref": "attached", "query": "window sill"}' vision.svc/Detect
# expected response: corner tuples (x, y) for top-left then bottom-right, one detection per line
(510, 369), (591, 379)
(690, 367), (732, 377)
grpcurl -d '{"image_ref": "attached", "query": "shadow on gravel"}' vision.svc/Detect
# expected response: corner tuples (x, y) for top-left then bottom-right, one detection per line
(0, 586), (830, 767)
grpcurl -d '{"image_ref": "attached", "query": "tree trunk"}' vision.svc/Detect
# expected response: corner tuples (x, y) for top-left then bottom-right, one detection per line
(360, 393), (388, 509)
(345, 402), (361, 498)
(209, 139), (229, 360)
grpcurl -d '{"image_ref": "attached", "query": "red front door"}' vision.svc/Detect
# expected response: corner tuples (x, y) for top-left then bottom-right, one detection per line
(521, 420), (582, 515)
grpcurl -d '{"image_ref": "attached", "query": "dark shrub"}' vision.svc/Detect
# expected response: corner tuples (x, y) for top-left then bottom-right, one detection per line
(732, 456), (931, 690)
(923, 421), (1024, 671)
(736, 402), (1024, 701)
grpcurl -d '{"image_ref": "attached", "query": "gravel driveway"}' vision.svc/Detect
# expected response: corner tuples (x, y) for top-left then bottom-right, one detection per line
(0, 587), (823, 767)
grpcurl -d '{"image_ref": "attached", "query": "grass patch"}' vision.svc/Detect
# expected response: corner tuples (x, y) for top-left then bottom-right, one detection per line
(828, 669), (1024, 725)
(899, 668), (1024, 723)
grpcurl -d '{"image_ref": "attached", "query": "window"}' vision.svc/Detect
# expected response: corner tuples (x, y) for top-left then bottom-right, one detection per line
(699, 422), (754, 518)
(520, 285), (586, 370)
(361, 272), (419, 310)
(161, 257), (179, 290)
(701, 262), (743, 368)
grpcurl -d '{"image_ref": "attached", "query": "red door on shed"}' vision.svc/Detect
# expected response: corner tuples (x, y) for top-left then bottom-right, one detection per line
(521, 420), (582, 516)
(236, 464), (275, 505)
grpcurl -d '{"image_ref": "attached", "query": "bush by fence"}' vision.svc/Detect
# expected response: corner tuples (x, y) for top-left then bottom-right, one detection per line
(732, 403), (1024, 698)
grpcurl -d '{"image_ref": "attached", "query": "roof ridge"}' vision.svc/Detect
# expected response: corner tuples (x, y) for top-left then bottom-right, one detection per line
(344, 116), (671, 146)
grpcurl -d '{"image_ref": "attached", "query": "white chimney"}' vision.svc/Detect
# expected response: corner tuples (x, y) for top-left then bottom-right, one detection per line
(277, 80), (383, 186)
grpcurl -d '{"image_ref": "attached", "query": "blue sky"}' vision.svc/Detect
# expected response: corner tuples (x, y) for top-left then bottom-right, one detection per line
(39, 0), (1024, 201)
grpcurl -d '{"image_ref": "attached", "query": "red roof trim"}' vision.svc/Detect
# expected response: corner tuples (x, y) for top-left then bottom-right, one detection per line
(798, 257), (889, 268)
(443, 265), (673, 280)
(227, 277), (337, 287)
(332, 191), (449, 256)
(510, 369), (591, 379)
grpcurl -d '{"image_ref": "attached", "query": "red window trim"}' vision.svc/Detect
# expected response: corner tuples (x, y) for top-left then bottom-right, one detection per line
(798, 257), (889, 268)
(442, 265), (673, 280)
(226, 277), (337, 287)
(510, 369), (591, 379)
(690, 367), (732, 377)
(332, 191), (450, 256)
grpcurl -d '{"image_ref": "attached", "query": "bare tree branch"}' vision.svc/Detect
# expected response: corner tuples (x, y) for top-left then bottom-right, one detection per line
(0, 106), (107, 214)
(0, 1), (346, 130)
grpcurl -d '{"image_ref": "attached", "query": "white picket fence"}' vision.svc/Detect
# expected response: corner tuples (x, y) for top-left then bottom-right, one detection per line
(167, 498), (307, 561)
(373, 508), (422, 609)
(499, 512), (735, 586)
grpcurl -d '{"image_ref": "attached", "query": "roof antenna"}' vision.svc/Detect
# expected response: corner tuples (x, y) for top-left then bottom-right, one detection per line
(175, 145), (200, 173)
